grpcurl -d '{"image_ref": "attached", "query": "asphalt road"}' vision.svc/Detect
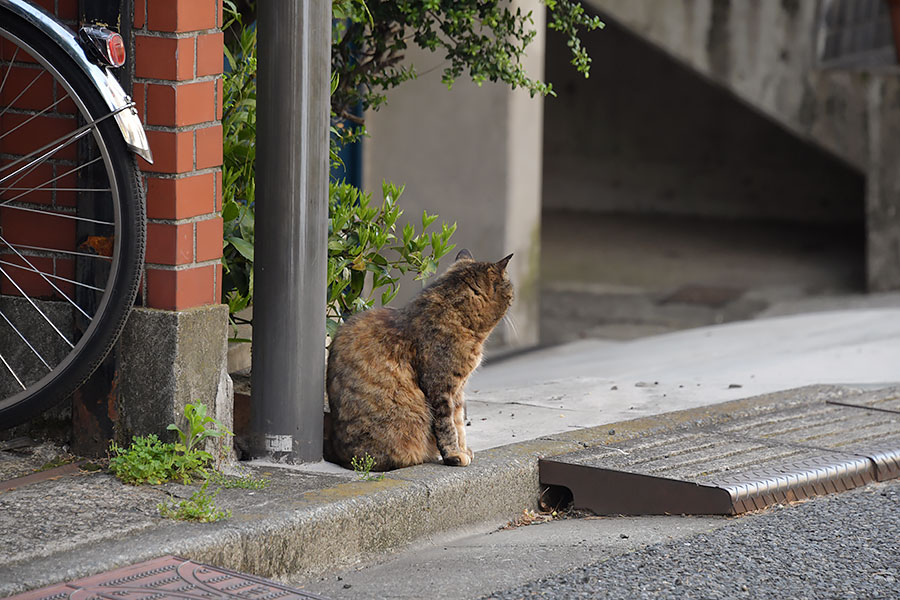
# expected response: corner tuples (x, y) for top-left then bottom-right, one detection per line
(487, 480), (900, 600)
(302, 480), (900, 600)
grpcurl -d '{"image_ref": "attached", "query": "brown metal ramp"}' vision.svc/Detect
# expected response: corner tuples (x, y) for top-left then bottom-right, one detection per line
(540, 392), (900, 515)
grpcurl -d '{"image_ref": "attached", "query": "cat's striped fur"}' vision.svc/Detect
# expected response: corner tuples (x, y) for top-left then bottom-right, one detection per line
(326, 250), (513, 471)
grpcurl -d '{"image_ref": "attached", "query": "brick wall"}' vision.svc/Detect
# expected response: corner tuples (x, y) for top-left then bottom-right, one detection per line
(132, 0), (224, 311)
(4, 1), (224, 308)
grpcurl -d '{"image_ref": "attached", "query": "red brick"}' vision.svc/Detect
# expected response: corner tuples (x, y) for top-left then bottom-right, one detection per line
(1, 39), (37, 64)
(0, 114), (77, 161)
(196, 32), (224, 77)
(56, 0), (78, 21)
(0, 254), (53, 298)
(139, 129), (193, 173)
(0, 65), (54, 111)
(217, 0), (223, 28)
(147, 80), (216, 127)
(146, 83), (176, 125)
(134, 0), (147, 29)
(134, 36), (194, 81)
(146, 265), (216, 310)
(54, 171), (78, 208)
(148, 0), (217, 32)
(146, 173), (216, 219)
(195, 217), (223, 262)
(0, 252), (75, 299)
(0, 162), (53, 205)
(0, 206), (76, 252)
(146, 222), (194, 265)
(195, 125), (223, 169)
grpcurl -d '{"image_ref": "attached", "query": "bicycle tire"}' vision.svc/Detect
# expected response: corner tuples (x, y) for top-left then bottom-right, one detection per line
(0, 7), (145, 428)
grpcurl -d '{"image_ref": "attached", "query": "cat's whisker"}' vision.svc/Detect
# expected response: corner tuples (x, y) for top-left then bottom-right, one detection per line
(503, 313), (519, 340)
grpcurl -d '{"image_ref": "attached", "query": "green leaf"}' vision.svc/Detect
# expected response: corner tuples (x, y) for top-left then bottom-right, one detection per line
(227, 236), (254, 261)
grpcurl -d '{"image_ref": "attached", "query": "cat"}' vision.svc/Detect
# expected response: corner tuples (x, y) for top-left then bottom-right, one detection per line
(325, 249), (514, 471)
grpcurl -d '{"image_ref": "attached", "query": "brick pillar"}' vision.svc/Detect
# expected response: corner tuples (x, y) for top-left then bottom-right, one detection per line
(133, 0), (224, 308)
(115, 0), (232, 449)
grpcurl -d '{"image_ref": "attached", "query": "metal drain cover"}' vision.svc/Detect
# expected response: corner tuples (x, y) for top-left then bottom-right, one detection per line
(541, 396), (900, 515)
(6, 555), (329, 600)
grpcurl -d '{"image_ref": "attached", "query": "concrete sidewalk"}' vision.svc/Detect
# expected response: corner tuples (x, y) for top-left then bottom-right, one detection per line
(468, 307), (900, 450)
(1, 307), (899, 596)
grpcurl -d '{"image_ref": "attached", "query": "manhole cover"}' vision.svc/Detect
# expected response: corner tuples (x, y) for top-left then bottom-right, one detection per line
(6, 555), (329, 599)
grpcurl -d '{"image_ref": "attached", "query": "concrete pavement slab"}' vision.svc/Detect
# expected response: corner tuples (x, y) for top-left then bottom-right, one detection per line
(466, 308), (900, 450)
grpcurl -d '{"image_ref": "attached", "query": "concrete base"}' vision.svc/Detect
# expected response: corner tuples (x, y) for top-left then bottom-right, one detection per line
(115, 305), (233, 460)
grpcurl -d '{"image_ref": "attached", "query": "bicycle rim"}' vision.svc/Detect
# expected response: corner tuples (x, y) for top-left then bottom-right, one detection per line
(0, 11), (145, 428)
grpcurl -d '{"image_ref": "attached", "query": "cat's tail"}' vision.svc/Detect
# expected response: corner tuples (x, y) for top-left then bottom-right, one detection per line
(322, 410), (341, 465)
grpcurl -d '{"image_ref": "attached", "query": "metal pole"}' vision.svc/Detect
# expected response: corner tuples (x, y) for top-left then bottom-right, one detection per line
(251, 0), (330, 463)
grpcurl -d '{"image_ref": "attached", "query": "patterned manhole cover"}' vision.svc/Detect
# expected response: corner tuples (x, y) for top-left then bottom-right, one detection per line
(6, 555), (328, 599)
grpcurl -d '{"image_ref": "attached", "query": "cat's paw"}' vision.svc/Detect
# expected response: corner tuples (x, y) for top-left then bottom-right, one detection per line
(465, 447), (474, 459)
(443, 452), (472, 467)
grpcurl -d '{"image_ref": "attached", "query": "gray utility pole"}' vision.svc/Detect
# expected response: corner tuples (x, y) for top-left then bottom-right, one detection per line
(251, 1), (330, 463)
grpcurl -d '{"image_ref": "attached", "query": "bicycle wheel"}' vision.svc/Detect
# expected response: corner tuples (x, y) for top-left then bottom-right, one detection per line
(0, 7), (145, 428)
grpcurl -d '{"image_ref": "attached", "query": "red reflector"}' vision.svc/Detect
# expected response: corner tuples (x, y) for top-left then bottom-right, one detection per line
(106, 34), (126, 67)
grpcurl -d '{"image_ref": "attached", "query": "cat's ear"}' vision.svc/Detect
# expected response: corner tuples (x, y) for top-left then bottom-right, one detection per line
(456, 249), (475, 262)
(496, 253), (513, 271)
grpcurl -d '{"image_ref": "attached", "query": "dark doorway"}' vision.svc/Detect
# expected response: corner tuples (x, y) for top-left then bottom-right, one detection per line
(540, 13), (866, 344)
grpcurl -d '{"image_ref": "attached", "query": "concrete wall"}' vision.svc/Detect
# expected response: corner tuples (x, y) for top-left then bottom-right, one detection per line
(542, 16), (865, 224)
(363, 0), (546, 350)
(574, 0), (900, 290)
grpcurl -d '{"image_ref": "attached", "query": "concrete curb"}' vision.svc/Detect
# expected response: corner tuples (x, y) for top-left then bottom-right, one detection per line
(0, 384), (872, 594)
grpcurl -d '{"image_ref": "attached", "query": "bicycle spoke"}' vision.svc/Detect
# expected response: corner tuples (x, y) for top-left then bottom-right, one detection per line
(4, 242), (113, 261)
(0, 46), (21, 101)
(0, 350), (27, 390)
(0, 104), (128, 186)
(0, 68), (44, 120)
(0, 126), (92, 186)
(0, 306), (52, 371)
(0, 234), (91, 319)
(0, 155), (108, 205)
(0, 264), (74, 348)
(0, 95), (67, 143)
(1, 203), (114, 226)
(0, 259), (103, 291)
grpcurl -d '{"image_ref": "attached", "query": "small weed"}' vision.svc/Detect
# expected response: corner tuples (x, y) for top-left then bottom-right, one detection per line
(108, 434), (178, 485)
(207, 469), (269, 490)
(350, 453), (384, 481)
(158, 479), (231, 522)
(109, 403), (232, 485)
(35, 455), (74, 472)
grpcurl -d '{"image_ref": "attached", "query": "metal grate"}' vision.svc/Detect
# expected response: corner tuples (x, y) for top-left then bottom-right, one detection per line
(540, 397), (900, 516)
(5, 555), (330, 600)
(818, 0), (897, 67)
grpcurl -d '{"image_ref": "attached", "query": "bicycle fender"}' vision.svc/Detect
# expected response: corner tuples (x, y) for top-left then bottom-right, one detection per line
(1, 0), (154, 163)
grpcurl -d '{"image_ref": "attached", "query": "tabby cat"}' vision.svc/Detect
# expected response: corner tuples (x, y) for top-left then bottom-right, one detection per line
(326, 249), (514, 471)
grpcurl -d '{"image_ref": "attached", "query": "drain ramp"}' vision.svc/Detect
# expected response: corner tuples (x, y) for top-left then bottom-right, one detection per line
(541, 395), (900, 515)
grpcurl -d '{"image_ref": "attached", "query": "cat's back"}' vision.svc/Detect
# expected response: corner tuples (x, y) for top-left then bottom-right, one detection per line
(330, 307), (400, 356)
(326, 307), (414, 396)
